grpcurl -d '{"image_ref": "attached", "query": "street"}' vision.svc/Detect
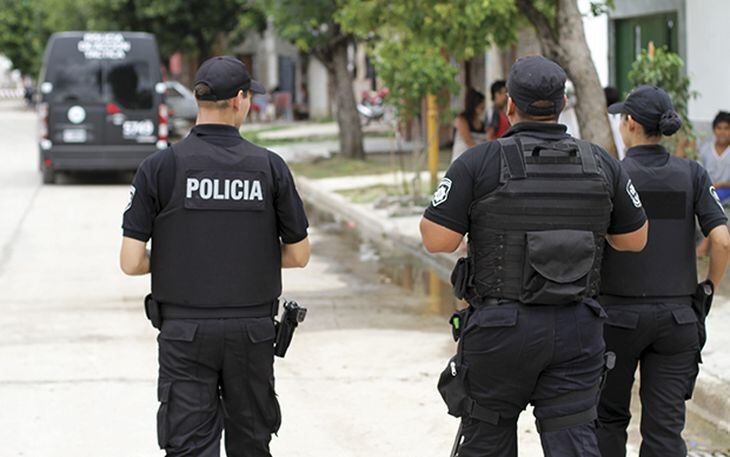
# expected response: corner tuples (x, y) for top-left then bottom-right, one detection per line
(0, 99), (727, 456)
(0, 99), (495, 456)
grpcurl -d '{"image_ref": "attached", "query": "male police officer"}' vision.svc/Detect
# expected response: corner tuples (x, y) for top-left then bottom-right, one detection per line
(598, 86), (730, 457)
(120, 56), (310, 457)
(420, 56), (649, 457)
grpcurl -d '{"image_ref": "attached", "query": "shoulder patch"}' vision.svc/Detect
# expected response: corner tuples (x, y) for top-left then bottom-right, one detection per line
(626, 179), (642, 208)
(124, 185), (136, 212)
(710, 186), (726, 211)
(432, 178), (452, 207)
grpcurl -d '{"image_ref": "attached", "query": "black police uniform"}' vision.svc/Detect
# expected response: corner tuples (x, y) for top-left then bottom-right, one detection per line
(597, 145), (727, 456)
(426, 118), (647, 457)
(123, 123), (308, 457)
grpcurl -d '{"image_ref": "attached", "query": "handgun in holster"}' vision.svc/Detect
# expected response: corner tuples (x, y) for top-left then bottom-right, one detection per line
(274, 300), (307, 358)
(144, 294), (162, 330)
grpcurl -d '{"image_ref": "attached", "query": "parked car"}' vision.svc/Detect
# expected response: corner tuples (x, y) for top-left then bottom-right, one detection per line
(165, 80), (197, 121)
(37, 31), (167, 184)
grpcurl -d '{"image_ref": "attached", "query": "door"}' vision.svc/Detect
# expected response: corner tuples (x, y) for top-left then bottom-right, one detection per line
(614, 12), (679, 96)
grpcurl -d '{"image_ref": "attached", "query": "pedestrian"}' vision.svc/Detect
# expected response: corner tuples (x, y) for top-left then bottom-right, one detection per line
(420, 55), (648, 457)
(451, 88), (487, 162)
(486, 80), (510, 140)
(120, 55), (310, 457)
(698, 111), (730, 203)
(598, 86), (730, 457)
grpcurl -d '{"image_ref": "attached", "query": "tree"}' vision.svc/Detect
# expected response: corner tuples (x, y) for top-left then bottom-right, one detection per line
(338, 0), (515, 119)
(265, 0), (365, 159)
(515, 0), (616, 154)
(0, 0), (44, 76)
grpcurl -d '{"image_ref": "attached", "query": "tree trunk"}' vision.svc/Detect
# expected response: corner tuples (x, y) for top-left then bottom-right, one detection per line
(330, 41), (365, 159)
(516, 0), (617, 156)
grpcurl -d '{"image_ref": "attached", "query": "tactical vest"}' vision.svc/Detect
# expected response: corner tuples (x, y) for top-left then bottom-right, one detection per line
(151, 132), (282, 310)
(467, 137), (613, 305)
(601, 154), (697, 297)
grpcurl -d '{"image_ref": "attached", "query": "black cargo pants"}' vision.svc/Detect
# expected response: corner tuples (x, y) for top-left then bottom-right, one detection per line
(458, 299), (607, 457)
(597, 303), (700, 457)
(156, 317), (281, 457)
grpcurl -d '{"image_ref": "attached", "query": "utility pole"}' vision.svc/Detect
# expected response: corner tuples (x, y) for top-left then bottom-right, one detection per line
(426, 94), (439, 190)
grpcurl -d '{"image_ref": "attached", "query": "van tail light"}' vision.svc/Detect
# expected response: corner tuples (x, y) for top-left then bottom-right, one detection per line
(157, 103), (169, 148)
(38, 102), (49, 140)
(106, 102), (122, 115)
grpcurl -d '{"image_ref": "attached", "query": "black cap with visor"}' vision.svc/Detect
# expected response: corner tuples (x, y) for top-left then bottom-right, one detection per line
(194, 55), (265, 101)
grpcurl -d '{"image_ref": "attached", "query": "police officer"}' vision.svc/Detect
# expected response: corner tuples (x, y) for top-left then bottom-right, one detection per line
(120, 56), (310, 457)
(598, 86), (730, 457)
(420, 56), (649, 457)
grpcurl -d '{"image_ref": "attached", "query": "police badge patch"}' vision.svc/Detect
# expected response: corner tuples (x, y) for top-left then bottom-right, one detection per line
(432, 178), (452, 207)
(125, 185), (136, 212)
(710, 186), (725, 211)
(626, 179), (642, 208)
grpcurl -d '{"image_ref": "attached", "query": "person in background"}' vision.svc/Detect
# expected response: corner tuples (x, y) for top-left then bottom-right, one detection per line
(486, 80), (509, 140)
(696, 111), (730, 256)
(605, 86), (625, 159)
(452, 88), (487, 162)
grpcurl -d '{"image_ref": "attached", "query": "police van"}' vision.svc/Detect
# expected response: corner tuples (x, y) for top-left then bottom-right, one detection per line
(37, 32), (168, 184)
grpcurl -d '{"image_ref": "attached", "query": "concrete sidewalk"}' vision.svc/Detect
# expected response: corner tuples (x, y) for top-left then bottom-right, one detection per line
(293, 169), (730, 448)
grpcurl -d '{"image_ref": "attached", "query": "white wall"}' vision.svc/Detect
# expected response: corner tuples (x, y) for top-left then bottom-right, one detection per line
(686, 0), (730, 126)
(579, 0), (610, 87)
(307, 58), (330, 119)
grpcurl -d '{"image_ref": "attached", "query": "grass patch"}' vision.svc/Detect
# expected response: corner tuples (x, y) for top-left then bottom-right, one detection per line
(290, 150), (453, 179)
(336, 184), (400, 204)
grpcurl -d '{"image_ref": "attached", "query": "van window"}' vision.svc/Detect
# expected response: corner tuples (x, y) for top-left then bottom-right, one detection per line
(51, 60), (103, 103)
(107, 61), (154, 110)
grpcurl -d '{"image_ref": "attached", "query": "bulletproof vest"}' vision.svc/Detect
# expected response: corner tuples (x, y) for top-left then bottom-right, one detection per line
(601, 155), (697, 297)
(151, 132), (282, 308)
(468, 137), (613, 305)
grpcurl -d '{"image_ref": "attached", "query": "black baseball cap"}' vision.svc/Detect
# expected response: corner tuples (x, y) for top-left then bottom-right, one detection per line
(608, 85), (677, 132)
(507, 56), (566, 116)
(194, 55), (265, 101)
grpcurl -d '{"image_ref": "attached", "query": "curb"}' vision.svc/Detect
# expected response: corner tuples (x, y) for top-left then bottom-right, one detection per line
(295, 173), (730, 436)
(294, 175), (456, 279)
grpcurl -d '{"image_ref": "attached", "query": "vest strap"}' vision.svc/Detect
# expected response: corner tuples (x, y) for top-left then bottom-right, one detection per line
(576, 139), (599, 174)
(498, 138), (527, 182)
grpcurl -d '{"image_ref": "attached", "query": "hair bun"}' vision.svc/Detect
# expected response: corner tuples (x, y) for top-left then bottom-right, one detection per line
(659, 110), (682, 136)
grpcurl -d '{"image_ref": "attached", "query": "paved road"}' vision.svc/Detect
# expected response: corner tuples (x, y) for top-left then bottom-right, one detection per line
(1, 100), (724, 456)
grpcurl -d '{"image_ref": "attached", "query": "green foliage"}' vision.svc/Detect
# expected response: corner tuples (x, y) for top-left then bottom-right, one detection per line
(0, 0), (265, 75)
(628, 47), (698, 153)
(0, 0), (46, 76)
(338, 0), (516, 117)
(262, 0), (344, 54)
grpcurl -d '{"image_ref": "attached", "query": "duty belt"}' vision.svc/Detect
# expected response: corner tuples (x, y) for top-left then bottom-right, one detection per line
(159, 300), (279, 319)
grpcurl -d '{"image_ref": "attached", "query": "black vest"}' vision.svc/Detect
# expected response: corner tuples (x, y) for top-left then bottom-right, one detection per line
(151, 132), (282, 311)
(468, 137), (613, 305)
(601, 153), (696, 298)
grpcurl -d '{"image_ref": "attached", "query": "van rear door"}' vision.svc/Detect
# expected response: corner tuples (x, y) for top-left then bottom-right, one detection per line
(44, 38), (106, 147)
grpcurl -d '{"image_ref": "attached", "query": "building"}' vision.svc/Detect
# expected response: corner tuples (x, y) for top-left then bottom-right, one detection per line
(606, 0), (730, 133)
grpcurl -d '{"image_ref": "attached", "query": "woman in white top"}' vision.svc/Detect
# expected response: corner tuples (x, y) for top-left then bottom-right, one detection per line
(451, 88), (487, 162)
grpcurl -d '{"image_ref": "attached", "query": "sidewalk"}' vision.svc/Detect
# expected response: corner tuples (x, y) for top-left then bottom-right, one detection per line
(293, 167), (730, 445)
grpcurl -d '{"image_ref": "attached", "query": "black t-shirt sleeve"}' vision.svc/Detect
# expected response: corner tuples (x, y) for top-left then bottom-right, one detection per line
(121, 148), (175, 242)
(270, 152), (309, 244)
(423, 143), (501, 234)
(122, 159), (158, 242)
(601, 149), (648, 234)
(693, 162), (728, 235)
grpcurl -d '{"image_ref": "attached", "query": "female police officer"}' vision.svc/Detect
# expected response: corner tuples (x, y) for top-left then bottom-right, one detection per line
(598, 85), (730, 457)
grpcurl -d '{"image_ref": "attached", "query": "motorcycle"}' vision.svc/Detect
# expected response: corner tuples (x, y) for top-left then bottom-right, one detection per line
(357, 88), (389, 125)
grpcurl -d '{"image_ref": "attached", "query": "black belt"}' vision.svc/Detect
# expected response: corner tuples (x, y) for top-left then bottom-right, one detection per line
(598, 294), (692, 306)
(160, 300), (278, 319)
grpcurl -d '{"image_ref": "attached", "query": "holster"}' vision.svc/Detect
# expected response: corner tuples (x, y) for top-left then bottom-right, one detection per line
(274, 300), (307, 358)
(144, 294), (162, 330)
(451, 257), (475, 301)
(691, 280), (714, 360)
